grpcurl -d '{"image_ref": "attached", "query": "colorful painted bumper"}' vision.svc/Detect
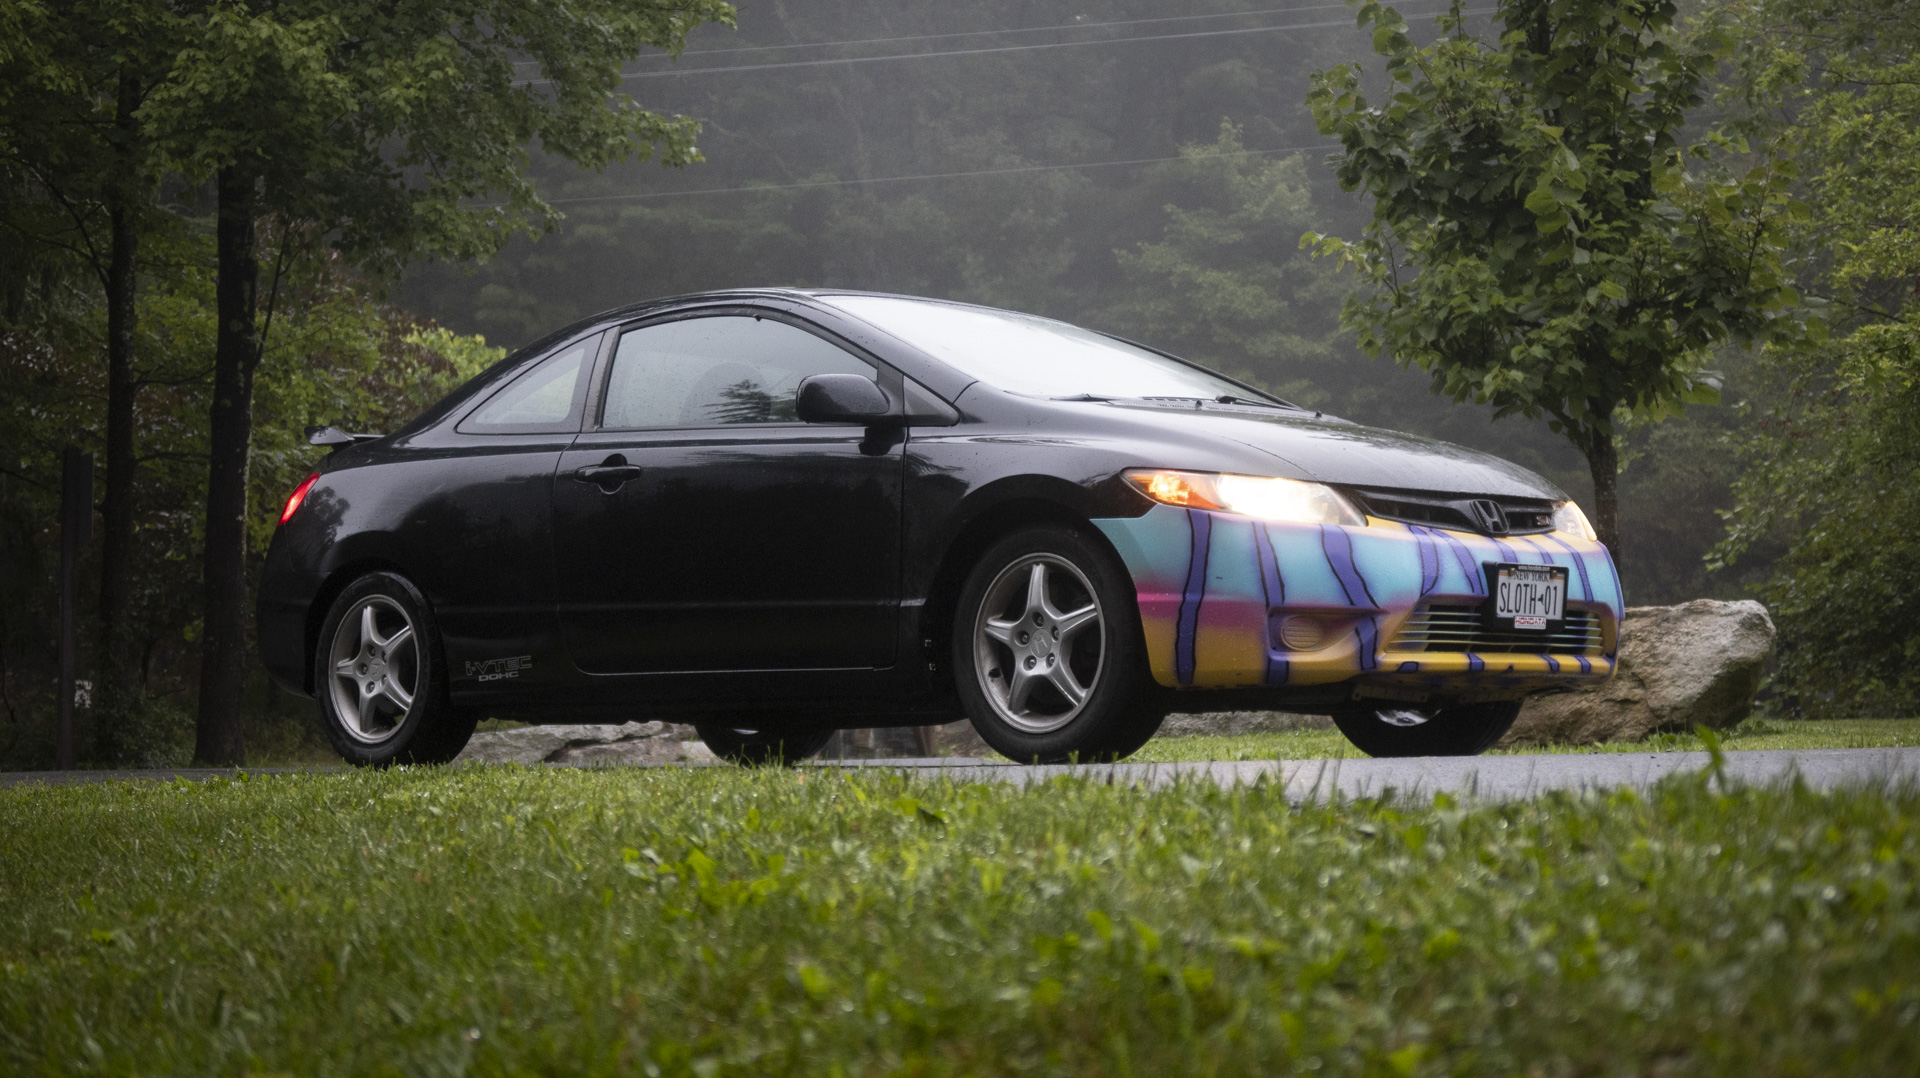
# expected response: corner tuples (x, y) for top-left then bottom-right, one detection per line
(1094, 506), (1623, 700)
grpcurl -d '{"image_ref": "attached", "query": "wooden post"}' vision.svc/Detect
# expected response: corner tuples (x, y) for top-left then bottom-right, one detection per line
(57, 447), (94, 770)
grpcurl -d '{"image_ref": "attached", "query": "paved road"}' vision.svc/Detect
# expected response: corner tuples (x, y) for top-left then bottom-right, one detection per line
(885, 748), (1920, 801)
(5, 748), (1917, 801)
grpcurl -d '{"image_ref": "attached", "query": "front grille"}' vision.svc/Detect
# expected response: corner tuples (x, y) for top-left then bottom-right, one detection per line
(1349, 488), (1557, 536)
(1388, 604), (1604, 655)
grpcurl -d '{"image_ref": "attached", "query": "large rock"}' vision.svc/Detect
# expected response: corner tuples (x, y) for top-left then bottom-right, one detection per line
(456, 721), (715, 766)
(1503, 599), (1776, 746)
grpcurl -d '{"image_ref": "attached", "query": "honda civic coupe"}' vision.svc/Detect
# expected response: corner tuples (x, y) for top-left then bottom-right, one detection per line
(259, 289), (1621, 767)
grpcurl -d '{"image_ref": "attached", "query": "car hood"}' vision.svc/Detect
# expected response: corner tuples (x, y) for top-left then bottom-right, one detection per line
(1115, 402), (1570, 500)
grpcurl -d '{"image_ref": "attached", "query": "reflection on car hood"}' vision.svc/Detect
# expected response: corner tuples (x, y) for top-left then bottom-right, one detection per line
(1123, 402), (1569, 500)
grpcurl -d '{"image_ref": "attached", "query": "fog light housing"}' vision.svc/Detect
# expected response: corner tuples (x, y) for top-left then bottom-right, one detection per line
(1276, 615), (1326, 651)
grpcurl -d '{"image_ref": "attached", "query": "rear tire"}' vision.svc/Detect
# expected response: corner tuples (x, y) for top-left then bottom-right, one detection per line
(952, 525), (1163, 763)
(313, 572), (474, 766)
(1330, 700), (1521, 758)
(695, 722), (834, 766)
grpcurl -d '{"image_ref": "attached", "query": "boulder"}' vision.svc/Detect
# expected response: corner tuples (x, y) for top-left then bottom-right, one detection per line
(456, 721), (714, 766)
(1503, 599), (1776, 746)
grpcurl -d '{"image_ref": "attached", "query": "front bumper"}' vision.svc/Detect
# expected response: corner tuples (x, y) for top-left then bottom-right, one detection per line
(1094, 506), (1622, 701)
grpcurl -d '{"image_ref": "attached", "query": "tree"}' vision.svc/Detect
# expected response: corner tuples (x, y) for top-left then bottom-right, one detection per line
(0, 1), (184, 747)
(1303, 0), (1802, 564)
(1713, 0), (1920, 715)
(1105, 123), (1351, 408)
(142, 0), (734, 764)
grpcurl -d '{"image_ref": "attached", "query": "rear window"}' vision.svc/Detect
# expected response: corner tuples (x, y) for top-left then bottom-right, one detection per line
(459, 338), (595, 433)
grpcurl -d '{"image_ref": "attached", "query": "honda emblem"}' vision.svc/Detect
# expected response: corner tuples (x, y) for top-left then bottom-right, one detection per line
(1468, 499), (1508, 534)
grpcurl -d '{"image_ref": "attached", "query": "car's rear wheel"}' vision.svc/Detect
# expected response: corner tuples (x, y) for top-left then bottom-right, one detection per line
(694, 722), (835, 766)
(953, 525), (1162, 763)
(313, 572), (476, 767)
(1330, 699), (1521, 757)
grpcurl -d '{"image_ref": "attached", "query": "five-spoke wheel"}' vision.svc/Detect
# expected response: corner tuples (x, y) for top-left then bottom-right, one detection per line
(953, 525), (1162, 763)
(973, 555), (1105, 733)
(694, 722), (834, 766)
(1330, 699), (1522, 757)
(313, 571), (476, 766)
(328, 596), (419, 744)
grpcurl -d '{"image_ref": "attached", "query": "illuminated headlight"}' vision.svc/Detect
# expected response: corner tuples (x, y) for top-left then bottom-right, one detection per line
(1552, 500), (1598, 541)
(1124, 469), (1366, 527)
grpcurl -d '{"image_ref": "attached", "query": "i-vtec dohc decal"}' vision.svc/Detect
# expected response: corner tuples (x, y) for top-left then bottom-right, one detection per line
(466, 655), (533, 682)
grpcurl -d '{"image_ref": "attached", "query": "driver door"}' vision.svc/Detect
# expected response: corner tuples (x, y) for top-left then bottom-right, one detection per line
(551, 311), (904, 676)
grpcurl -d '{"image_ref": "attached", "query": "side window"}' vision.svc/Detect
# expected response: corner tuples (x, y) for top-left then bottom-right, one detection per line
(601, 315), (875, 429)
(460, 338), (594, 433)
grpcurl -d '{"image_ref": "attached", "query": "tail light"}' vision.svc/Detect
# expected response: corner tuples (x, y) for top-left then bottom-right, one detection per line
(280, 473), (321, 525)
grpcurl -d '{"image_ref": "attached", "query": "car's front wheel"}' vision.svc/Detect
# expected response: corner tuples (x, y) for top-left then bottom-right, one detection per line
(313, 572), (477, 767)
(694, 722), (835, 766)
(952, 525), (1163, 763)
(1330, 700), (1521, 758)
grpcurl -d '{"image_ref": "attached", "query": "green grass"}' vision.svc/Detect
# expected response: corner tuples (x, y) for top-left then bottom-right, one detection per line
(4, 766), (1918, 1075)
(1132, 718), (1920, 764)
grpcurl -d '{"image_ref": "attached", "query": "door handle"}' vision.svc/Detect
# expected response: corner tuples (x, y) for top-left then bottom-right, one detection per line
(574, 457), (642, 491)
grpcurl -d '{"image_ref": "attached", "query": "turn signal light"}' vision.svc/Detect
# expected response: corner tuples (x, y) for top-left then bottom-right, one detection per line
(280, 473), (321, 526)
(1137, 470), (1223, 510)
(1125, 469), (1366, 527)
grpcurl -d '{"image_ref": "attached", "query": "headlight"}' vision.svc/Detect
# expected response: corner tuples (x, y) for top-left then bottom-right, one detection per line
(1124, 469), (1366, 527)
(1551, 500), (1597, 541)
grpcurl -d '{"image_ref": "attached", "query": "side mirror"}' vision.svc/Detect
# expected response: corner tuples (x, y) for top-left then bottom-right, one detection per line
(796, 374), (894, 424)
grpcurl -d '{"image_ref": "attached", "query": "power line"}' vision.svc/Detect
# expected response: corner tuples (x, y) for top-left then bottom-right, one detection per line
(623, 3), (1365, 62)
(517, 7), (1485, 85)
(526, 143), (1342, 206)
(508, 2), (1415, 69)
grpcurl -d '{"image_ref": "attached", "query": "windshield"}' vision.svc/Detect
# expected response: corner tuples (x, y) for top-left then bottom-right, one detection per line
(822, 295), (1280, 403)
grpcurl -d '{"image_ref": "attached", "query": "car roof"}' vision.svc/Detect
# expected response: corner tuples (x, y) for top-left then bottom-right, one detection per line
(581, 287), (999, 324)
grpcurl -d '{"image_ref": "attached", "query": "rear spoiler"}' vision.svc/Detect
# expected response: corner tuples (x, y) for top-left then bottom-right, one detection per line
(305, 425), (383, 450)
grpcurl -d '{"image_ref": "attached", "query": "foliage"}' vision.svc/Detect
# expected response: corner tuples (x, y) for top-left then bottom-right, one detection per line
(1105, 123), (1348, 408)
(3, 767), (1917, 1073)
(0, 223), (502, 768)
(1303, 0), (1804, 556)
(1712, 0), (1920, 716)
(145, 0), (737, 269)
(1132, 717), (1920, 762)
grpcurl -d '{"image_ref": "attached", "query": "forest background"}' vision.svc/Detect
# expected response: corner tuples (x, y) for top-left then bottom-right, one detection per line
(2, 0), (1913, 767)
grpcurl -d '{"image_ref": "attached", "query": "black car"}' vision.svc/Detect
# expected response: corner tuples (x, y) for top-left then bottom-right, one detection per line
(260, 289), (1622, 766)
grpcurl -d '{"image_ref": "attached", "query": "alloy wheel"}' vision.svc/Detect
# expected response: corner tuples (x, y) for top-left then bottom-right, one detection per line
(327, 595), (420, 744)
(972, 554), (1105, 734)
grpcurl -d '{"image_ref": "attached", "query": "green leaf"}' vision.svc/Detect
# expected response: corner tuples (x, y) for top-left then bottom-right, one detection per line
(1524, 185), (1561, 218)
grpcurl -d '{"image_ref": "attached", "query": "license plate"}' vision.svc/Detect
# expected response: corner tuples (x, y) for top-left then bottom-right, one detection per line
(1488, 562), (1567, 630)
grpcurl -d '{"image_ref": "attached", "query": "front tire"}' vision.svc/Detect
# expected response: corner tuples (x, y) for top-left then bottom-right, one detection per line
(695, 722), (834, 766)
(1330, 700), (1521, 758)
(313, 572), (474, 767)
(952, 525), (1162, 763)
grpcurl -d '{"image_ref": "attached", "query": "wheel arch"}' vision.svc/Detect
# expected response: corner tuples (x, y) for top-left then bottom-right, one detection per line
(919, 483), (1139, 691)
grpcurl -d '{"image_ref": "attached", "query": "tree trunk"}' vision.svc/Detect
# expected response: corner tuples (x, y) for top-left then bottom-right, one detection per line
(94, 203), (138, 723)
(194, 167), (259, 767)
(1584, 431), (1622, 574)
(94, 67), (143, 759)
